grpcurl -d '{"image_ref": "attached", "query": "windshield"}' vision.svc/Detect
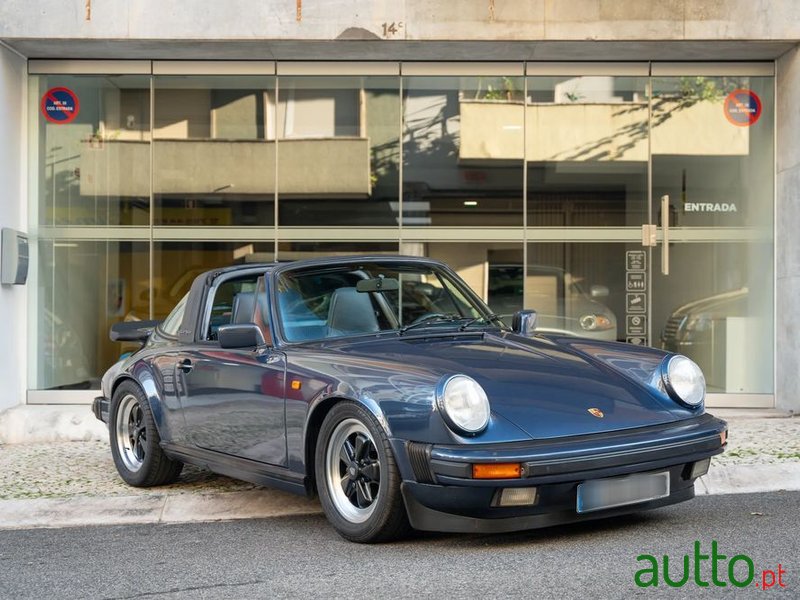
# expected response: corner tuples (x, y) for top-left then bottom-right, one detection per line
(275, 261), (493, 342)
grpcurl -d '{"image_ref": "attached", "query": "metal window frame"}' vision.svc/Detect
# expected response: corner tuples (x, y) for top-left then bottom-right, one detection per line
(25, 60), (778, 409)
(28, 60), (151, 75)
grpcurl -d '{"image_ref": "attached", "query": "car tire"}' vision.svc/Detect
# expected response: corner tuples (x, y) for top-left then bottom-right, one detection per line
(315, 402), (411, 543)
(109, 380), (183, 487)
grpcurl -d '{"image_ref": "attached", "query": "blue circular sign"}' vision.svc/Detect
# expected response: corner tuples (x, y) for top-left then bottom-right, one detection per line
(41, 87), (80, 124)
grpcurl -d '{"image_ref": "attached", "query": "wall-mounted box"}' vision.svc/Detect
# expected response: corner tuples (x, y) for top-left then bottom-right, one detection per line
(1, 228), (29, 285)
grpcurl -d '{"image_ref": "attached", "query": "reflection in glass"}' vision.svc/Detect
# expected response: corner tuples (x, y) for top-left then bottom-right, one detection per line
(651, 76), (774, 230)
(277, 242), (399, 262)
(526, 76), (649, 227)
(403, 76), (524, 226)
(525, 243), (622, 342)
(32, 75), (151, 226)
(655, 242), (773, 394)
(36, 240), (149, 390)
(277, 77), (400, 226)
(154, 76), (276, 226)
(152, 242), (275, 320)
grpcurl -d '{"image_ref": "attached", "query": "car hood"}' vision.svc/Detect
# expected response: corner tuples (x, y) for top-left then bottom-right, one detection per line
(306, 331), (687, 440)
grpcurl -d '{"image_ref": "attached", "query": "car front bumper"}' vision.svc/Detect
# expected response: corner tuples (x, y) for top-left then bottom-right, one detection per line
(92, 395), (109, 424)
(394, 413), (727, 533)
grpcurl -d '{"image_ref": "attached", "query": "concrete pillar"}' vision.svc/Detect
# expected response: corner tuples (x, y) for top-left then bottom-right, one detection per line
(776, 44), (800, 414)
(0, 44), (27, 413)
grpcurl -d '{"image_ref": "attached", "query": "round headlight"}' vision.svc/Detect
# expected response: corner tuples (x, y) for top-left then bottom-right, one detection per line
(436, 375), (490, 435)
(663, 355), (705, 408)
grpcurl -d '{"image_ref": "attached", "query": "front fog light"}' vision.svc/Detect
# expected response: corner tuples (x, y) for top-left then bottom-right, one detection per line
(689, 457), (711, 479)
(496, 487), (538, 507)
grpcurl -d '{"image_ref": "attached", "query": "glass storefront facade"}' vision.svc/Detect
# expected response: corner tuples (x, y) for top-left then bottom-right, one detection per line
(27, 62), (775, 405)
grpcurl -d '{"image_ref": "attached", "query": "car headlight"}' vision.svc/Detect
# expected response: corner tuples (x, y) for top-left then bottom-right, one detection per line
(436, 375), (490, 435)
(662, 355), (705, 408)
(579, 313), (613, 331)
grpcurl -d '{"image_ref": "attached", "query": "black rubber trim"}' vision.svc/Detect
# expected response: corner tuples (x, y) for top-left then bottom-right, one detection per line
(523, 433), (722, 476)
(92, 396), (109, 424)
(161, 442), (311, 496)
(407, 442), (436, 483)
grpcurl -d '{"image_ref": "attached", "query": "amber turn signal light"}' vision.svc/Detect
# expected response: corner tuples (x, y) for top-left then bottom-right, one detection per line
(720, 430), (728, 445)
(472, 463), (522, 479)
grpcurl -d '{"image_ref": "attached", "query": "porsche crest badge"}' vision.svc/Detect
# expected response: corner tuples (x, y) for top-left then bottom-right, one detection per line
(587, 408), (604, 418)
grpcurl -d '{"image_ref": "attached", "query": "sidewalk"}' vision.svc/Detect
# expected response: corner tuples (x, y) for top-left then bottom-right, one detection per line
(0, 410), (798, 530)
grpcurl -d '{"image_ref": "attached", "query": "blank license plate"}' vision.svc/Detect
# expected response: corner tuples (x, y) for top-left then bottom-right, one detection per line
(576, 471), (670, 514)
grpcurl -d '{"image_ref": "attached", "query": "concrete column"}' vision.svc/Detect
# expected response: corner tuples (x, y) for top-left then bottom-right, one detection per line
(0, 44), (27, 412)
(776, 44), (800, 414)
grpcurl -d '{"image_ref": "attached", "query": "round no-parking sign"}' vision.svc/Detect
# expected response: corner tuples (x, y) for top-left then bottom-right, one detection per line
(41, 87), (80, 124)
(723, 89), (762, 127)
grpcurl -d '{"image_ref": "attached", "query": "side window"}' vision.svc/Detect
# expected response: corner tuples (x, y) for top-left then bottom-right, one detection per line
(206, 273), (261, 340)
(159, 293), (189, 337)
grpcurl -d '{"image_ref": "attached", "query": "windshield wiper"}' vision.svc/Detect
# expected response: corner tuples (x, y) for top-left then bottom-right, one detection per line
(398, 313), (463, 335)
(458, 313), (501, 331)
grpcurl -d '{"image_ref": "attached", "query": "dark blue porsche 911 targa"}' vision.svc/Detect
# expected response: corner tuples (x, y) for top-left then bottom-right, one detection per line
(93, 256), (727, 543)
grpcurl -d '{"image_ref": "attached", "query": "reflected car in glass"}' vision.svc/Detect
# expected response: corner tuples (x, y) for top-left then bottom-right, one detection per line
(93, 256), (726, 543)
(661, 287), (749, 392)
(488, 264), (618, 341)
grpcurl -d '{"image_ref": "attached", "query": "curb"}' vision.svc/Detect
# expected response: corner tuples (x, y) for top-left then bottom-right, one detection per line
(0, 489), (321, 531)
(2, 463), (799, 531)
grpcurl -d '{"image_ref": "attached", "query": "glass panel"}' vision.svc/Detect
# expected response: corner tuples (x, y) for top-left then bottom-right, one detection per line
(526, 242), (625, 342)
(526, 76), (649, 227)
(31, 75), (151, 226)
(154, 76), (276, 226)
(401, 241), (523, 313)
(402, 75), (524, 227)
(277, 241), (398, 261)
(275, 260), (484, 343)
(206, 273), (262, 340)
(277, 76), (400, 226)
(35, 240), (149, 390)
(159, 293), (188, 337)
(654, 242), (773, 394)
(152, 241), (275, 320)
(651, 76), (774, 229)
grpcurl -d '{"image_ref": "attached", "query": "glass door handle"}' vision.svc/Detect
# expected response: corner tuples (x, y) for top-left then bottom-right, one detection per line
(661, 194), (670, 275)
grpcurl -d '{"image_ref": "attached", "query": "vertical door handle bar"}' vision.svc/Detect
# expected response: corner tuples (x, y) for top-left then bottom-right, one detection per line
(661, 194), (670, 275)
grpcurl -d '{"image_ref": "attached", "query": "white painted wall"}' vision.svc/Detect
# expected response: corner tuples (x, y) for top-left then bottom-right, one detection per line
(0, 44), (27, 413)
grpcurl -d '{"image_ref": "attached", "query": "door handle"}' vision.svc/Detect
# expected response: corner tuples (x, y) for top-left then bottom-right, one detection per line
(178, 358), (193, 373)
(661, 194), (670, 275)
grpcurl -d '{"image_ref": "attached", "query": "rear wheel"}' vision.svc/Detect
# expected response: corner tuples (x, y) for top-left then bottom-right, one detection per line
(109, 381), (183, 487)
(315, 402), (410, 543)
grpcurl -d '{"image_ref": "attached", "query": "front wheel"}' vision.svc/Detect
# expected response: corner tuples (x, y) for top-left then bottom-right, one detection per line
(315, 402), (410, 543)
(109, 381), (183, 487)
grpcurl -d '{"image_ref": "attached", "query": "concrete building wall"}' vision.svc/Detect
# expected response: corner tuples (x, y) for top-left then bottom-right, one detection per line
(0, 44), (27, 412)
(1, 1), (799, 42)
(776, 45), (800, 413)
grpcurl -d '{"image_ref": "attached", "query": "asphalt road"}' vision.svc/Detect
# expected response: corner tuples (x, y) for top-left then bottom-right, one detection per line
(1, 491), (797, 600)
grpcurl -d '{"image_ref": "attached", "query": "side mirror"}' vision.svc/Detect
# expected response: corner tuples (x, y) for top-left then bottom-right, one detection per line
(218, 323), (265, 349)
(590, 285), (610, 299)
(512, 310), (538, 336)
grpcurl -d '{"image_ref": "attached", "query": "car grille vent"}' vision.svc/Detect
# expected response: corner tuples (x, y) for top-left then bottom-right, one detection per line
(662, 315), (685, 341)
(407, 442), (436, 484)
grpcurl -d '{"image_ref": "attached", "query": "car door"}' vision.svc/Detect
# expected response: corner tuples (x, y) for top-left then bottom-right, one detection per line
(176, 270), (288, 467)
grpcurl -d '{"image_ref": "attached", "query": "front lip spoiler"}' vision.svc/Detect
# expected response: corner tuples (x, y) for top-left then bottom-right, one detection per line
(401, 481), (696, 534)
(426, 414), (726, 484)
